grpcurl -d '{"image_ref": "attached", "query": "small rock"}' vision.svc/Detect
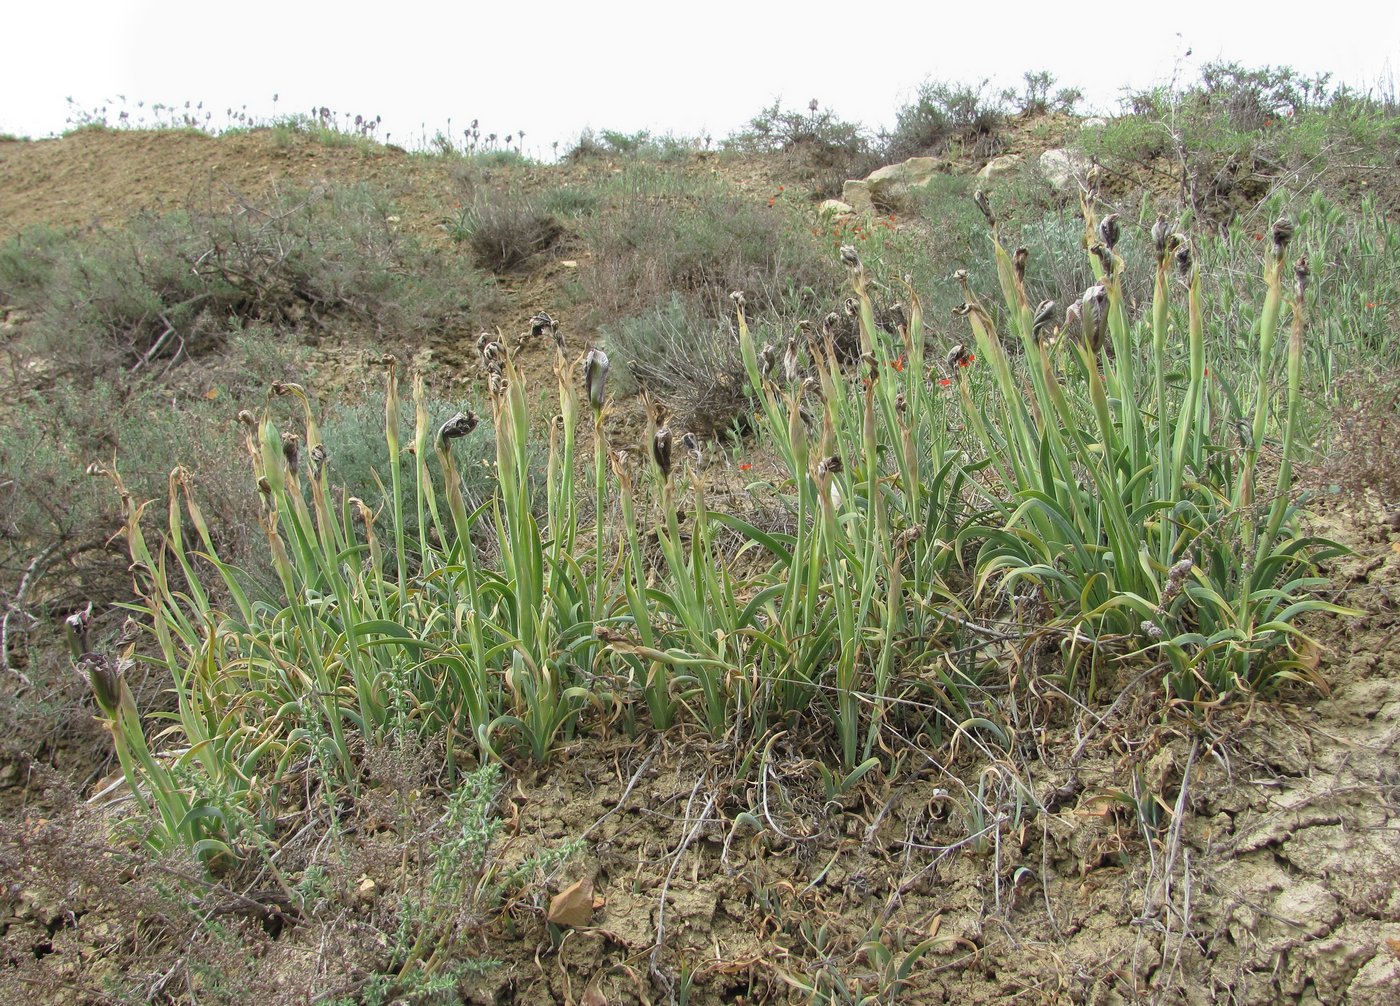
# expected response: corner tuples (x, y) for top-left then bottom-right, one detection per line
(978, 153), (1023, 181)
(842, 178), (874, 214)
(1080, 117), (1108, 130)
(817, 199), (855, 218)
(1039, 148), (1092, 191)
(356, 876), (377, 901)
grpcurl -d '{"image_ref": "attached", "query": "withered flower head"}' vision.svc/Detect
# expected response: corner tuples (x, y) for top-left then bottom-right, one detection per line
(480, 340), (506, 375)
(729, 290), (746, 308)
(887, 302), (906, 330)
(309, 443), (329, 475)
(1013, 246), (1028, 283)
(582, 348), (610, 413)
(895, 391), (907, 417)
(973, 189), (995, 228)
(758, 343), (777, 377)
(529, 311), (557, 339)
(681, 431), (701, 467)
(1295, 256), (1309, 300)
(488, 372), (508, 399)
(1082, 284), (1108, 353)
(651, 425), (673, 478)
(1151, 213), (1170, 258)
(237, 409), (257, 429)
(282, 432), (301, 475)
(894, 526), (922, 549)
(802, 376), (824, 403)
(951, 302), (972, 317)
(1090, 242), (1113, 276)
(823, 311), (840, 332)
(797, 318), (814, 337)
(1174, 240), (1193, 276)
(81, 653), (124, 715)
(1032, 299), (1057, 341)
(860, 351), (878, 380)
(946, 343), (974, 368)
(438, 410), (479, 444)
(816, 454), (843, 478)
(1098, 213), (1120, 252)
(64, 604), (93, 661)
(783, 337), (801, 385)
(1271, 217), (1295, 260)
(839, 244), (861, 270)
(842, 296), (859, 317)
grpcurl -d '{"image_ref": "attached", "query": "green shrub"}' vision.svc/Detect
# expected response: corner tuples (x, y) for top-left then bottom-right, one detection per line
(885, 80), (1006, 162)
(600, 294), (752, 435)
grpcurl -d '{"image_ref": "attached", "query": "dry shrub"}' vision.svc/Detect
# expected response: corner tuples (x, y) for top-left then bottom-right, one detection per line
(1309, 368), (1400, 504)
(453, 191), (563, 272)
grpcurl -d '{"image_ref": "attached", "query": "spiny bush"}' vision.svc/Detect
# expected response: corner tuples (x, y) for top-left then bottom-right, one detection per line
(729, 99), (882, 198)
(449, 190), (563, 272)
(884, 79), (1006, 162)
(0, 331), (305, 657)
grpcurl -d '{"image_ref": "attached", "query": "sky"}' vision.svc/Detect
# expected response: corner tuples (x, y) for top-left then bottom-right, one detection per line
(4, 1), (1397, 157)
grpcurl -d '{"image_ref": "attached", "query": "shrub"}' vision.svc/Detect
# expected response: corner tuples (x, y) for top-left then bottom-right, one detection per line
(600, 294), (751, 436)
(885, 80), (1006, 162)
(578, 164), (838, 322)
(728, 100), (881, 197)
(0, 184), (500, 377)
(566, 128), (698, 162)
(449, 191), (563, 272)
(1001, 70), (1083, 117)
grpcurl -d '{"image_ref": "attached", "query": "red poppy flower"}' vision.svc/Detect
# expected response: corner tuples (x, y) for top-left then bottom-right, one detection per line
(739, 463), (752, 472)
(1367, 302), (1377, 309)
(938, 377), (952, 387)
(767, 197), (776, 207)
(1204, 367), (1210, 377)
(1253, 233), (1264, 241)
(891, 356), (906, 372)
(959, 354), (975, 367)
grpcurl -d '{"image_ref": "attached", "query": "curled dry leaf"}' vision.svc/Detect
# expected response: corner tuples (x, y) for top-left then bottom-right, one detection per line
(547, 877), (595, 928)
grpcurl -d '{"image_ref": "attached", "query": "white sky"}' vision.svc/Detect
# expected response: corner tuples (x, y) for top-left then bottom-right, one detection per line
(4, 1), (1397, 155)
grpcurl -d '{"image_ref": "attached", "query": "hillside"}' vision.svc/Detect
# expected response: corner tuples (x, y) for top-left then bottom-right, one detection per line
(2, 83), (1400, 1006)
